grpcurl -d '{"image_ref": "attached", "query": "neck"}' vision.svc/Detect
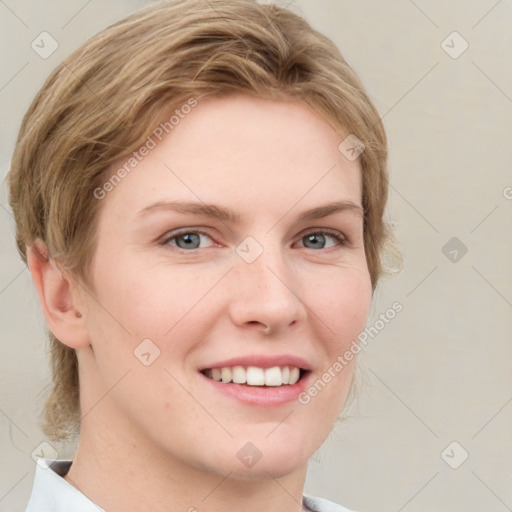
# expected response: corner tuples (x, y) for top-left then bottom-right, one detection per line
(65, 424), (308, 512)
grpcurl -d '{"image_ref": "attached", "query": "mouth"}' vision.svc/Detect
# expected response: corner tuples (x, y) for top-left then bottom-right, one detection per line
(200, 365), (310, 387)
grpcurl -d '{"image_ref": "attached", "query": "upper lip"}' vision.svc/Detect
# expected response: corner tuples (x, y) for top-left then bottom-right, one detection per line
(199, 355), (312, 371)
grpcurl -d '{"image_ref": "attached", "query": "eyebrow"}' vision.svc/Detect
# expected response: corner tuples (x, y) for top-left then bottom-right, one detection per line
(137, 200), (364, 223)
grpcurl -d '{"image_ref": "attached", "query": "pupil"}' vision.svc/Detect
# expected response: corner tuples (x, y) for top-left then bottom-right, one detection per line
(305, 233), (325, 249)
(177, 233), (200, 249)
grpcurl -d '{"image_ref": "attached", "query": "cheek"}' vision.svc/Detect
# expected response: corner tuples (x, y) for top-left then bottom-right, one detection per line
(85, 254), (225, 371)
(308, 265), (372, 346)
(90, 249), (196, 334)
(295, 273), (370, 443)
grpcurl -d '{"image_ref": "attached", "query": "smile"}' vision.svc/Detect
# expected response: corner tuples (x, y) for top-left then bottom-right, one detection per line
(201, 365), (306, 387)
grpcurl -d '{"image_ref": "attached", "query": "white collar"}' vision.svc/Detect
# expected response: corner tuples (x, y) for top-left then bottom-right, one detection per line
(25, 459), (105, 512)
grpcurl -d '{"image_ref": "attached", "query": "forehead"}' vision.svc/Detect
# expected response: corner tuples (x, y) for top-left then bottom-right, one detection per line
(101, 94), (362, 221)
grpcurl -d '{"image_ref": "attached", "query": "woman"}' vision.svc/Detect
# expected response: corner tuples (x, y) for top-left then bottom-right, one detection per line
(8, 1), (392, 510)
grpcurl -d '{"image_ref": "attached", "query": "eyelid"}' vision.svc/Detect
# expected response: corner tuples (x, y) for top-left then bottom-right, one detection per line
(300, 227), (347, 239)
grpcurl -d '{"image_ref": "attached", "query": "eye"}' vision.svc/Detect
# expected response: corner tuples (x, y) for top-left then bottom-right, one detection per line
(161, 230), (216, 250)
(298, 230), (347, 250)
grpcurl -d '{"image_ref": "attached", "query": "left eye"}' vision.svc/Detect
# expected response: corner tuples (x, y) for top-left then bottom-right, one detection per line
(298, 231), (345, 250)
(163, 231), (215, 250)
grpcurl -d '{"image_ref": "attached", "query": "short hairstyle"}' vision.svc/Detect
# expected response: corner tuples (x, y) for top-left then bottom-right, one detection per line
(8, 0), (396, 442)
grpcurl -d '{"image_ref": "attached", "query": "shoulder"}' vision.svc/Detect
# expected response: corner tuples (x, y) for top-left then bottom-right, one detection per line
(303, 494), (357, 512)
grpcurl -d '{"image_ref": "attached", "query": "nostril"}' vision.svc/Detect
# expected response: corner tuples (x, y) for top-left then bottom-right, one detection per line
(245, 320), (271, 334)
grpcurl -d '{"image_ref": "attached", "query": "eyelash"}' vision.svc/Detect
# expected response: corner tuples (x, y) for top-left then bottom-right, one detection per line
(159, 228), (349, 252)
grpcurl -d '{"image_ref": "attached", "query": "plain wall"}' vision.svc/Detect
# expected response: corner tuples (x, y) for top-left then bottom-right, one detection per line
(1, 1), (511, 511)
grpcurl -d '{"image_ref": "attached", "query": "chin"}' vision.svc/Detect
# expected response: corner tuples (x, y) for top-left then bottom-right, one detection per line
(188, 440), (311, 482)
(242, 440), (312, 479)
(223, 454), (308, 481)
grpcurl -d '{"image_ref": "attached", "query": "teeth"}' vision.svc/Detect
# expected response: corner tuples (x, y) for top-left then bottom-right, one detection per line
(232, 366), (246, 384)
(289, 367), (300, 385)
(246, 366), (265, 385)
(264, 366), (282, 387)
(221, 367), (232, 383)
(204, 365), (304, 386)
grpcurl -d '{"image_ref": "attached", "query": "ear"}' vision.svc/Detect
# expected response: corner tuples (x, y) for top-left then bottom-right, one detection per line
(26, 239), (90, 349)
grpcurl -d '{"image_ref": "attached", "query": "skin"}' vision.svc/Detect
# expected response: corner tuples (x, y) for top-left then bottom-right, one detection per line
(28, 93), (372, 512)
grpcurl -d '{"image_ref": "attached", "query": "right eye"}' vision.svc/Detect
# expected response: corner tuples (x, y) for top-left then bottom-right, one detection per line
(160, 230), (216, 251)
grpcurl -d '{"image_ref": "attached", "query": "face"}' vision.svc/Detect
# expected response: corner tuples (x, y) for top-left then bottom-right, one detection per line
(77, 93), (372, 479)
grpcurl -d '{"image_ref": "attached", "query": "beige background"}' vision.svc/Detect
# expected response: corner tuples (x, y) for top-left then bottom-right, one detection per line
(1, 1), (511, 511)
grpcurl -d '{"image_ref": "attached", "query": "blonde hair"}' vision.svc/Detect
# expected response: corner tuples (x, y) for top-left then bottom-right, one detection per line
(8, 0), (396, 442)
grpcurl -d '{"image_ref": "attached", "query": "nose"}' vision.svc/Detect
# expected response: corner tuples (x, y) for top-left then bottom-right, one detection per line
(228, 243), (306, 336)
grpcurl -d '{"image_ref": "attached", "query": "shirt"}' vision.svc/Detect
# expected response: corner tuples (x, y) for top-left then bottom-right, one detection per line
(25, 459), (356, 512)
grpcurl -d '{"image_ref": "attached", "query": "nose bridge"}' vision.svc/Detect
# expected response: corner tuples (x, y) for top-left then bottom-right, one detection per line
(229, 235), (304, 332)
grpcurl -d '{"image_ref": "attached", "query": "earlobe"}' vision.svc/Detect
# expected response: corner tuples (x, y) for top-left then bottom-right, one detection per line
(26, 239), (90, 349)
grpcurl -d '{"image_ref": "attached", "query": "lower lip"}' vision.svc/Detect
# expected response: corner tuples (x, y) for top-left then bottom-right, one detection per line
(200, 372), (311, 406)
